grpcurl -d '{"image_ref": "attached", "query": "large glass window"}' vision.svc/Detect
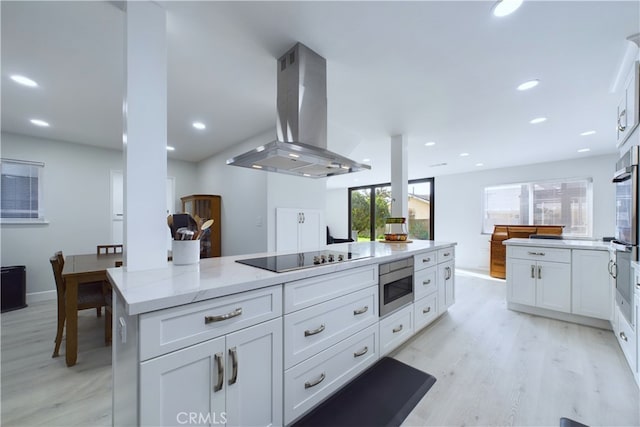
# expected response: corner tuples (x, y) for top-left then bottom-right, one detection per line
(1, 158), (45, 222)
(349, 178), (434, 241)
(482, 178), (592, 237)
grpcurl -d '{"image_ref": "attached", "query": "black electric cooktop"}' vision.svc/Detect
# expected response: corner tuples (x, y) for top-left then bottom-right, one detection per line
(236, 250), (370, 273)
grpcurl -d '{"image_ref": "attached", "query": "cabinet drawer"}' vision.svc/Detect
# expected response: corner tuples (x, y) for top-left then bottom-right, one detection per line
(379, 304), (414, 356)
(284, 286), (378, 369)
(414, 266), (437, 300)
(414, 293), (438, 332)
(437, 247), (455, 264)
(616, 305), (637, 373)
(139, 285), (282, 360)
(284, 265), (378, 314)
(414, 251), (437, 271)
(507, 246), (571, 263)
(284, 323), (379, 425)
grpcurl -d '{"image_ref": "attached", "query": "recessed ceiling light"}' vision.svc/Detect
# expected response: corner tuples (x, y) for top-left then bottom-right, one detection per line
(363, 158), (371, 162)
(289, 153), (300, 158)
(460, 152), (470, 157)
(252, 164), (263, 169)
(476, 163), (484, 167)
(11, 74), (38, 87)
(580, 130), (596, 136)
(577, 148), (591, 153)
(425, 142), (436, 147)
(493, 0), (523, 17)
(192, 121), (206, 130)
(517, 79), (540, 91)
(166, 146), (175, 151)
(30, 119), (49, 127)
(429, 162), (448, 167)
(530, 117), (547, 124)
(122, 134), (127, 144)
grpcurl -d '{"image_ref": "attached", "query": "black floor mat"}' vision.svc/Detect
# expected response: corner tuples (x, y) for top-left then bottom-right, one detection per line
(292, 357), (437, 427)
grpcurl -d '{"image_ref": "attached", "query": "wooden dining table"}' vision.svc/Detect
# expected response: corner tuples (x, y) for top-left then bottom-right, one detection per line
(61, 253), (122, 367)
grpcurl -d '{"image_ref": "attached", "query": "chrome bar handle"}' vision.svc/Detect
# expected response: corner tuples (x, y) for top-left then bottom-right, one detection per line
(214, 352), (224, 392)
(304, 372), (326, 389)
(531, 265), (535, 279)
(423, 279), (432, 286)
(620, 331), (628, 342)
(528, 251), (545, 256)
(538, 265), (542, 280)
(422, 257), (432, 263)
(304, 324), (326, 337)
(205, 308), (242, 324)
(445, 266), (451, 280)
(353, 346), (369, 358)
(423, 306), (431, 314)
(228, 347), (238, 385)
(618, 109), (627, 132)
(392, 324), (403, 333)
(353, 306), (369, 315)
(442, 252), (451, 257)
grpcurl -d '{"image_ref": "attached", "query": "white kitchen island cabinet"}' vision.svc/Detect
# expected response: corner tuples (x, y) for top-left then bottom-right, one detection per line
(109, 240), (457, 426)
(504, 238), (611, 329)
(140, 318), (282, 426)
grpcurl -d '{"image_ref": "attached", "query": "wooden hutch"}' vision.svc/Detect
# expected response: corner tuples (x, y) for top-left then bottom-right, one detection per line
(180, 195), (221, 258)
(490, 225), (564, 279)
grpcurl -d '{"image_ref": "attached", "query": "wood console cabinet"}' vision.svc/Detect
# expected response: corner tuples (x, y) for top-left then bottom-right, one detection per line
(490, 225), (563, 278)
(181, 194), (221, 258)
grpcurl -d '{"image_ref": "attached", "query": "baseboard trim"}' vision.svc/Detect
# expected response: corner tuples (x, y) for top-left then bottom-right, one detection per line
(27, 290), (56, 304)
(507, 302), (612, 330)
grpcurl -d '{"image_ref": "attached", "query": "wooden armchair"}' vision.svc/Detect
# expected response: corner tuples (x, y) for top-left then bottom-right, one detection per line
(50, 251), (108, 358)
(97, 244), (123, 255)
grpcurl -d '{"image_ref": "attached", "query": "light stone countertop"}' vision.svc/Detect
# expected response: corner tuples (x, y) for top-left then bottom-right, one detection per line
(503, 238), (611, 251)
(108, 240), (456, 316)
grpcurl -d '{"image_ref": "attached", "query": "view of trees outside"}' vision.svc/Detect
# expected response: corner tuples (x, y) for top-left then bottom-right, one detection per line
(350, 187), (391, 240)
(350, 180), (433, 241)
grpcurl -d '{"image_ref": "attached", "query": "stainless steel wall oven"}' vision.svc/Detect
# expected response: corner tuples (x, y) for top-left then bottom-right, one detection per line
(379, 257), (414, 317)
(612, 145), (639, 327)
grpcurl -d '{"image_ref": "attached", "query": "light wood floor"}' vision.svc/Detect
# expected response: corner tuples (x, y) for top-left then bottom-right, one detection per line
(1, 271), (638, 426)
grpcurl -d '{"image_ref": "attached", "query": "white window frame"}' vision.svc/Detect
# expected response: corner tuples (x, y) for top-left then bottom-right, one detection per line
(0, 158), (47, 224)
(482, 177), (593, 237)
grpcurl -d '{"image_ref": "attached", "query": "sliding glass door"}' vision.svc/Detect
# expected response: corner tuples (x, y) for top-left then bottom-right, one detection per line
(349, 178), (434, 241)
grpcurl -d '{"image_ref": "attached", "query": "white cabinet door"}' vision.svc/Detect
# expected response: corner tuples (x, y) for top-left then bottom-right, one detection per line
(298, 209), (323, 251)
(276, 208), (300, 252)
(276, 208), (324, 252)
(535, 261), (571, 313)
(572, 250), (611, 320)
(617, 61), (639, 146)
(140, 337), (226, 427)
(437, 260), (455, 311)
(226, 318), (283, 427)
(507, 258), (536, 306)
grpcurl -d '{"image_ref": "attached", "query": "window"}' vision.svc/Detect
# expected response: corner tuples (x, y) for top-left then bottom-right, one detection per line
(482, 178), (592, 237)
(1, 158), (45, 222)
(349, 178), (434, 241)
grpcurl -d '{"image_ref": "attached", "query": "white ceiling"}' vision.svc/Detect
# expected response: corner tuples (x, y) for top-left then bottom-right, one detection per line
(2, 1), (639, 189)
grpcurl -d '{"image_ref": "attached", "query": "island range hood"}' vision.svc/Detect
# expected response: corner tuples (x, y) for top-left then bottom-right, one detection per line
(226, 43), (370, 178)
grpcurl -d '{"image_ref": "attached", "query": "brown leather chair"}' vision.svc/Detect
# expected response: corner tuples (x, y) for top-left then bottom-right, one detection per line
(50, 251), (108, 358)
(97, 244), (123, 255)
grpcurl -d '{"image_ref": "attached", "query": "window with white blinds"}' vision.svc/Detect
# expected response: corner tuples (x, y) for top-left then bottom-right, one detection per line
(482, 178), (593, 237)
(1, 158), (45, 222)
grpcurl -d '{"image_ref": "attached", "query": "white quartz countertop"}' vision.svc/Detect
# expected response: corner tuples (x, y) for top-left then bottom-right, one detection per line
(108, 240), (456, 316)
(503, 238), (611, 251)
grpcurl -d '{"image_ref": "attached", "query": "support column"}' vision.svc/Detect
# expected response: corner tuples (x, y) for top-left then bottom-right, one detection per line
(123, 1), (168, 271)
(390, 135), (408, 219)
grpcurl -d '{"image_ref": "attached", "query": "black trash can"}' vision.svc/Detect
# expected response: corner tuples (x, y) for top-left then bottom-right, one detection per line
(1, 266), (27, 312)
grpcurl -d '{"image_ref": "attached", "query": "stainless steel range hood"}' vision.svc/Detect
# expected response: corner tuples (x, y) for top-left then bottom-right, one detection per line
(226, 43), (370, 178)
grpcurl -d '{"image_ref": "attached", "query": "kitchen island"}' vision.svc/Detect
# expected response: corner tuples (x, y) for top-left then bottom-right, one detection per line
(108, 240), (456, 426)
(503, 238), (612, 329)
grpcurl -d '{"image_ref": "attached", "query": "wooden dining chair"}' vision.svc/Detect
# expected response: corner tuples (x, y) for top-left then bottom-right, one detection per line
(97, 244), (123, 255)
(104, 260), (122, 345)
(50, 251), (108, 358)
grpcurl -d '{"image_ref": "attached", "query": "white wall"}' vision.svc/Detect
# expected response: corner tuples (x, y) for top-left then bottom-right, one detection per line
(0, 132), (198, 298)
(435, 154), (616, 271)
(196, 129), (330, 255)
(323, 154), (616, 272)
